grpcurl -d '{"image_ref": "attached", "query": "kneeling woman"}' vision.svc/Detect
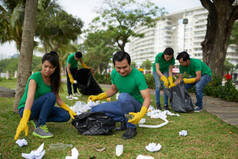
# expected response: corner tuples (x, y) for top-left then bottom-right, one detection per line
(15, 51), (76, 140)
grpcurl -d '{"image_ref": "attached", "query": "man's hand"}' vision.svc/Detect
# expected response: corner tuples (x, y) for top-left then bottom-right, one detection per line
(60, 103), (76, 119)
(88, 92), (108, 102)
(14, 109), (31, 140)
(183, 78), (196, 84)
(128, 106), (147, 124)
(161, 75), (169, 88)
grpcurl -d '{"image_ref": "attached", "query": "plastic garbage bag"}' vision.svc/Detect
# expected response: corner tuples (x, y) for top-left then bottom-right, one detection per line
(164, 82), (194, 113)
(75, 68), (103, 95)
(72, 112), (115, 135)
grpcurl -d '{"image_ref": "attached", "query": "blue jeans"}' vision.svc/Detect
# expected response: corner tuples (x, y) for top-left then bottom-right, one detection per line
(19, 92), (70, 127)
(91, 93), (142, 128)
(153, 71), (168, 106)
(184, 75), (211, 109)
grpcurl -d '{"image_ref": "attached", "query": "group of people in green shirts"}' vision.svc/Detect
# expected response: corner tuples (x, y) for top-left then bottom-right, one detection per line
(153, 47), (211, 112)
(14, 48), (211, 140)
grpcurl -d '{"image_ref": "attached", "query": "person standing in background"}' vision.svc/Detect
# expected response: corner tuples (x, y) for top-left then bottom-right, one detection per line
(152, 47), (175, 110)
(66, 51), (89, 100)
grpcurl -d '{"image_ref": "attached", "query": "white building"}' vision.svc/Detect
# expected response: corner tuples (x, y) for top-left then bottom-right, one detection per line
(127, 6), (238, 79)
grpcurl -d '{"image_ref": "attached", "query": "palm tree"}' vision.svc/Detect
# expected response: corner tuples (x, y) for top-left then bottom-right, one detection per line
(14, 0), (38, 111)
(0, 0), (25, 51)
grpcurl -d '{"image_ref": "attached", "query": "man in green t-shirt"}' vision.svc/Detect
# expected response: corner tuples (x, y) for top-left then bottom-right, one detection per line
(66, 51), (89, 100)
(153, 47), (175, 110)
(88, 51), (151, 139)
(174, 51), (212, 112)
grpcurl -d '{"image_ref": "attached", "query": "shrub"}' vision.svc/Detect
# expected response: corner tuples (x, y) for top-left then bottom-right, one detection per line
(93, 72), (111, 84)
(144, 73), (155, 89)
(204, 75), (238, 102)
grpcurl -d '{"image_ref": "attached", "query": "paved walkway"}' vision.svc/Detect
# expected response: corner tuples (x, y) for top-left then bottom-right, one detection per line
(100, 84), (238, 128)
(202, 95), (238, 128)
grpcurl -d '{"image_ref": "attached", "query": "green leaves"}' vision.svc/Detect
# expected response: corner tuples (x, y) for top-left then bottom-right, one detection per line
(91, 0), (164, 51)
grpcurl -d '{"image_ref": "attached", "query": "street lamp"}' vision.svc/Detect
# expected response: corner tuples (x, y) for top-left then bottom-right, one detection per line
(183, 18), (188, 51)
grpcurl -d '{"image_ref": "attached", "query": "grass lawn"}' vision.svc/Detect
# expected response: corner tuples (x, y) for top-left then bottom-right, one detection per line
(0, 79), (238, 159)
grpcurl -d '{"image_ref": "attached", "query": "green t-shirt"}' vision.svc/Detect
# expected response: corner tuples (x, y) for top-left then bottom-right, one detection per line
(111, 68), (148, 104)
(18, 72), (52, 109)
(179, 58), (212, 76)
(153, 52), (175, 73)
(66, 53), (78, 69)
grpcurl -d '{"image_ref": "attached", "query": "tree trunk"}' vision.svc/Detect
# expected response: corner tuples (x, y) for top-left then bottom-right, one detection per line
(14, 0), (38, 112)
(201, 0), (238, 78)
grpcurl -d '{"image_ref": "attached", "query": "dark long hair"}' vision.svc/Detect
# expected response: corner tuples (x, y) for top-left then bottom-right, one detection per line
(42, 51), (61, 94)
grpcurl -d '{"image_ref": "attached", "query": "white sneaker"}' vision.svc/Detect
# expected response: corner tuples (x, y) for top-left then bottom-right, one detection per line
(74, 93), (81, 96)
(66, 95), (73, 100)
(72, 96), (78, 100)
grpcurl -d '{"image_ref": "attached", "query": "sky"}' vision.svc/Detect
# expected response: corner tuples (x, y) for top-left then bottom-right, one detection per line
(0, 0), (202, 59)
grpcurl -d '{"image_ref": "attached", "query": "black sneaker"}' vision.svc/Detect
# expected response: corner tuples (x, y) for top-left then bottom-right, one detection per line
(157, 104), (162, 110)
(115, 121), (127, 131)
(164, 105), (170, 110)
(122, 128), (137, 139)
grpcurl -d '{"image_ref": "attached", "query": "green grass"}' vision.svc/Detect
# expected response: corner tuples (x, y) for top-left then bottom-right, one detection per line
(0, 79), (238, 159)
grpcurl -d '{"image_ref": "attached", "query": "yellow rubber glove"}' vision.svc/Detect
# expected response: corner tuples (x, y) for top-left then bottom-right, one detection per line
(82, 62), (89, 69)
(128, 106), (147, 124)
(161, 75), (169, 88)
(68, 73), (75, 84)
(168, 76), (175, 88)
(183, 78), (196, 84)
(60, 103), (76, 119)
(88, 92), (108, 102)
(169, 83), (176, 88)
(14, 109), (31, 140)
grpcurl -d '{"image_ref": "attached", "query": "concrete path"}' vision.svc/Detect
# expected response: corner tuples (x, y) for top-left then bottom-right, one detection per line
(100, 84), (238, 128)
(202, 95), (238, 128)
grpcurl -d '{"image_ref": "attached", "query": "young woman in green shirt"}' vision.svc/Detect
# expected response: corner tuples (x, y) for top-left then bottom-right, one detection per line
(15, 51), (76, 140)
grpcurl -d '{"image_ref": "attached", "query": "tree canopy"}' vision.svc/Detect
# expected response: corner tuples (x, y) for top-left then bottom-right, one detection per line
(92, 0), (164, 51)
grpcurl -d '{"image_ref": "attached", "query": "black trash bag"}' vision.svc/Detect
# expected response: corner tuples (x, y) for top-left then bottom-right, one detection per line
(75, 68), (103, 95)
(164, 82), (194, 113)
(72, 112), (116, 135)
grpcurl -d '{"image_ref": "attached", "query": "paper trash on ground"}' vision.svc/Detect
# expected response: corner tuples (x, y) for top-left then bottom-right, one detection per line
(70, 101), (100, 115)
(22, 143), (45, 159)
(136, 155), (155, 159)
(139, 107), (179, 128)
(65, 147), (79, 159)
(179, 130), (188, 136)
(145, 143), (162, 152)
(16, 138), (28, 147)
(115, 145), (123, 156)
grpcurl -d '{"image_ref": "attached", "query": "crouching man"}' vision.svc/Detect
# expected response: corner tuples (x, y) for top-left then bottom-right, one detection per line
(88, 51), (150, 139)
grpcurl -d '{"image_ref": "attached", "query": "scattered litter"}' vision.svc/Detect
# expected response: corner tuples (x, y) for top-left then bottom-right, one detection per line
(115, 145), (123, 156)
(116, 93), (119, 100)
(145, 143), (162, 152)
(95, 147), (106, 152)
(16, 138), (28, 147)
(139, 118), (146, 124)
(139, 107), (179, 128)
(179, 130), (188, 136)
(70, 101), (100, 115)
(65, 147), (79, 159)
(136, 155), (154, 159)
(49, 143), (73, 150)
(22, 143), (45, 159)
